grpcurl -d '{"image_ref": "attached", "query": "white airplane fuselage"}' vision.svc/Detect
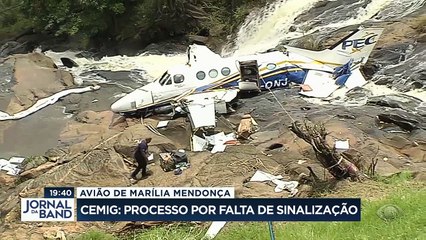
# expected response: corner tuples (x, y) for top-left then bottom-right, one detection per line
(111, 27), (384, 113)
(110, 48), (333, 113)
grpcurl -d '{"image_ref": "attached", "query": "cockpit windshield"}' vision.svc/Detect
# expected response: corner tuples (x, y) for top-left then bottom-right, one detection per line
(158, 72), (171, 86)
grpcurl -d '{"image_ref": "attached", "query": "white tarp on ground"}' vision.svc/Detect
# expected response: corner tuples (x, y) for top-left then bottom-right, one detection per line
(299, 69), (367, 98)
(203, 221), (227, 240)
(0, 85), (100, 121)
(250, 170), (299, 195)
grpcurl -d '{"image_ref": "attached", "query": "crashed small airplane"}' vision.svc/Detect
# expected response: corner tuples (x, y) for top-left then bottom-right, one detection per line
(111, 27), (384, 120)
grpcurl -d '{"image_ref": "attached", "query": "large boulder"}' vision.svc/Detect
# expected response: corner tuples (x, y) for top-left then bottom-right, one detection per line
(5, 53), (75, 114)
(0, 41), (29, 58)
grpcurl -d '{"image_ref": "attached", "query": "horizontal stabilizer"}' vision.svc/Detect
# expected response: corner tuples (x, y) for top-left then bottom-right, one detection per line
(300, 68), (367, 98)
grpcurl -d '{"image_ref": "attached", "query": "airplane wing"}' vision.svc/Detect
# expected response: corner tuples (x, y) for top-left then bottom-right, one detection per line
(299, 70), (339, 98)
(180, 89), (239, 129)
(185, 97), (216, 129)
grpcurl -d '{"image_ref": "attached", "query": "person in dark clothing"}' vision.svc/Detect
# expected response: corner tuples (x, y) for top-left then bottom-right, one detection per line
(131, 137), (152, 180)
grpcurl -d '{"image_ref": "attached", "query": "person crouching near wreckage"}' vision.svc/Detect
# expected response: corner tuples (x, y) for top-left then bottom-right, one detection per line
(131, 137), (152, 182)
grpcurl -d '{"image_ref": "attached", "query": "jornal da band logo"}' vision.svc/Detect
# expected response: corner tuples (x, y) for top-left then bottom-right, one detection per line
(21, 198), (75, 221)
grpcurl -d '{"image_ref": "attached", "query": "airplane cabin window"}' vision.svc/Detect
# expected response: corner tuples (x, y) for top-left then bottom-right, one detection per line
(174, 74), (185, 84)
(159, 73), (171, 86)
(196, 71), (206, 80)
(221, 67), (231, 76)
(266, 63), (277, 70)
(209, 69), (218, 78)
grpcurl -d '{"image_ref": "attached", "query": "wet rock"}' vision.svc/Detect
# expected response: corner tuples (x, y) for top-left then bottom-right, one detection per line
(361, 62), (380, 79)
(188, 35), (208, 44)
(19, 162), (57, 180)
(0, 41), (29, 57)
(115, 122), (180, 158)
(58, 70), (74, 87)
(372, 45), (426, 92)
(75, 111), (104, 124)
(43, 229), (66, 240)
(375, 159), (401, 177)
(0, 172), (16, 186)
(376, 112), (422, 132)
(141, 42), (187, 55)
(345, 87), (372, 100)
(60, 57), (78, 68)
(379, 135), (413, 149)
(30, 233), (44, 240)
(367, 94), (423, 113)
(289, 26), (297, 32)
(22, 156), (48, 172)
(251, 131), (280, 144)
(267, 143), (284, 150)
(401, 144), (426, 163)
(113, 144), (136, 159)
(60, 94), (81, 105)
(44, 148), (68, 162)
(5, 53), (72, 114)
(23, 52), (57, 69)
(285, 35), (322, 50)
(413, 171), (426, 182)
(295, 184), (313, 198)
(418, 33), (426, 43)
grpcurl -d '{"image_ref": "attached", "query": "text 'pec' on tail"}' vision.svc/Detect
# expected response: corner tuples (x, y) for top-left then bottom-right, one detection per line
(328, 27), (384, 64)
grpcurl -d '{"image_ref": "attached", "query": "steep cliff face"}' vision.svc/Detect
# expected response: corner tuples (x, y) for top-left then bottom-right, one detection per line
(365, 10), (426, 92)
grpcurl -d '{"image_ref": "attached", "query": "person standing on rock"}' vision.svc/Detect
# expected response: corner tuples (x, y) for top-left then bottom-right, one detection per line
(131, 137), (152, 181)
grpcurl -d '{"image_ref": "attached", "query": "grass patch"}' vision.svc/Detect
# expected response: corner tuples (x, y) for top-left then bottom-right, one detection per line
(217, 188), (426, 240)
(123, 224), (205, 240)
(74, 230), (116, 240)
(374, 171), (414, 185)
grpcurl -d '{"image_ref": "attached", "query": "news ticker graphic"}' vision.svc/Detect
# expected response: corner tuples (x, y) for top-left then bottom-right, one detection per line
(75, 187), (235, 199)
(77, 198), (361, 221)
(21, 187), (361, 222)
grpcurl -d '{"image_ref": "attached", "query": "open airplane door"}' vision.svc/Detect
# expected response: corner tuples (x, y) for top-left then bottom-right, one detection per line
(238, 60), (261, 92)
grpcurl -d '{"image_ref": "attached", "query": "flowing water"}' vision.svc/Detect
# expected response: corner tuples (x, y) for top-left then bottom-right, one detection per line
(41, 0), (425, 98)
(223, 0), (426, 56)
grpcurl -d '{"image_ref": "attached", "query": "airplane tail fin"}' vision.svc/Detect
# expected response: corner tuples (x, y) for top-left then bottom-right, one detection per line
(285, 27), (384, 67)
(327, 27), (384, 64)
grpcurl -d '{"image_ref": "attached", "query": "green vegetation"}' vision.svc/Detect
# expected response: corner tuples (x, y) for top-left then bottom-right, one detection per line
(216, 189), (426, 240)
(74, 185), (426, 240)
(123, 224), (205, 240)
(373, 171), (414, 185)
(0, 0), (270, 48)
(74, 230), (116, 240)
